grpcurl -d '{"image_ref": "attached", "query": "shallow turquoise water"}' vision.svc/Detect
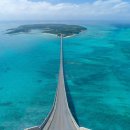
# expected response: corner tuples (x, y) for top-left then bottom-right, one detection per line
(0, 22), (130, 130)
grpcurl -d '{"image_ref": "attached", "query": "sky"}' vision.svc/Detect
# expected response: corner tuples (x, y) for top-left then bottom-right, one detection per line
(0, 0), (130, 22)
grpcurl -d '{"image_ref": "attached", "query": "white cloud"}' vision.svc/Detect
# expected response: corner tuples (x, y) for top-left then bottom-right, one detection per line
(0, 0), (130, 21)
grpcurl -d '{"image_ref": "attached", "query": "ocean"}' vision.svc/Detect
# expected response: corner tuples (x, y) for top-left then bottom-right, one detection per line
(0, 22), (130, 130)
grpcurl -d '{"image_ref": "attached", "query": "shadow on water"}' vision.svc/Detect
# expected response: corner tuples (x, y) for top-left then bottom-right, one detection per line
(64, 76), (80, 125)
(62, 49), (80, 125)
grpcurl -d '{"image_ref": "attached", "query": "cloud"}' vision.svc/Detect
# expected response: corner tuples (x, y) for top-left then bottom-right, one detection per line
(0, 0), (130, 21)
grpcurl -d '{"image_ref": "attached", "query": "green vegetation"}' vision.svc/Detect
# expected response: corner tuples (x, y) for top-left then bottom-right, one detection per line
(6, 24), (87, 37)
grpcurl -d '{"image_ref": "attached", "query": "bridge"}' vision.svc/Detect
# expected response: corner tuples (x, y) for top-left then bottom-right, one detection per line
(25, 35), (90, 130)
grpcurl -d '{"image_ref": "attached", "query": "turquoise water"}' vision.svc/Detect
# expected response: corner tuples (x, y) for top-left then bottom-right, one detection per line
(0, 22), (130, 130)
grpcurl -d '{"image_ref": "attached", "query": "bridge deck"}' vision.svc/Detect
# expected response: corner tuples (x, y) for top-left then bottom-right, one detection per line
(25, 35), (89, 130)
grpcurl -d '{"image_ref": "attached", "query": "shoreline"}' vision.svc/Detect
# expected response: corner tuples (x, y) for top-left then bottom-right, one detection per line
(43, 32), (76, 38)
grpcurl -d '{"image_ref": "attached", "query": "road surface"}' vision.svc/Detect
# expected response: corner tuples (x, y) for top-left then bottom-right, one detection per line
(25, 35), (89, 130)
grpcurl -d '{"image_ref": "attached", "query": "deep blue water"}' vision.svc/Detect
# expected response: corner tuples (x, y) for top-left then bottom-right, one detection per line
(0, 22), (130, 130)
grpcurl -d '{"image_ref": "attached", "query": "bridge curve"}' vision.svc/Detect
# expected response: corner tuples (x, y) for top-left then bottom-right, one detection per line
(25, 35), (90, 130)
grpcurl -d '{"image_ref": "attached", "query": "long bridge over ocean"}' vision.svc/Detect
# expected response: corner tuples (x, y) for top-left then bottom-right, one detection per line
(25, 35), (90, 130)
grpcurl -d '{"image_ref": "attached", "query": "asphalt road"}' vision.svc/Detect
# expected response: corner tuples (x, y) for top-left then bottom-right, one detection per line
(25, 35), (89, 130)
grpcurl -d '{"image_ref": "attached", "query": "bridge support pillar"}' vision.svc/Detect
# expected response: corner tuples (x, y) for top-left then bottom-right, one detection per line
(80, 127), (91, 130)
(24, 126), (40, 130)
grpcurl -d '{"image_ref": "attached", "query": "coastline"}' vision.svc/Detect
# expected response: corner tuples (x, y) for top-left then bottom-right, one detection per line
(43, 32), (76, 38)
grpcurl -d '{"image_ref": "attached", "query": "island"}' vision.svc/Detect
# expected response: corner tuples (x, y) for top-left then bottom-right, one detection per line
(6, 24), (87, 37)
